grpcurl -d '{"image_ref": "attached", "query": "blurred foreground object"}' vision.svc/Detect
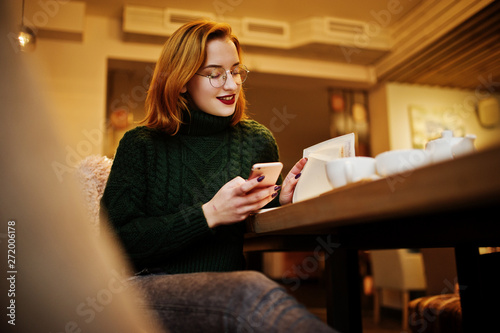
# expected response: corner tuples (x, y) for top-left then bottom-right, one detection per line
(0, 0), (162, 332)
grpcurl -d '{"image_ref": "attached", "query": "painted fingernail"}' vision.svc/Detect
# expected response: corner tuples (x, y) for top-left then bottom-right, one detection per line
(271, 192), (278, 198)
(257, 175), (265, 182)
(295, 173), (302, 179)
(274, 185), (282, 191)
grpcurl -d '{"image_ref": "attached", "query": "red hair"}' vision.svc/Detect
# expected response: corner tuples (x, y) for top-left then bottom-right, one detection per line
(142, 20), (247, 135)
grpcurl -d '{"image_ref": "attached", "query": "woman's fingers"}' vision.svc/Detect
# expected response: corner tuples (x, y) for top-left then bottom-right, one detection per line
(203, 176), (279, 228)
(287, 157), (308, 179)
(237, 175), (265, 195)
(279, 157), (307, 205)
(233, 187), (277, 217)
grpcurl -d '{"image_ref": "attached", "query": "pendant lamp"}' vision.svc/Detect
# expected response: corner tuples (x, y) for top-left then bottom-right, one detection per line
(18, 0), (36, 52)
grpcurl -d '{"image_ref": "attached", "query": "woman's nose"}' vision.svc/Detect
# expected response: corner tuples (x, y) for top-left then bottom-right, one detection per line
(223, 70), (238, 90)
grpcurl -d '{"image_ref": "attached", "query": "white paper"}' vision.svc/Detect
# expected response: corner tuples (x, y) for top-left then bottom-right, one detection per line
(293, 133), (355, 203)
(303, 133), (355, 159)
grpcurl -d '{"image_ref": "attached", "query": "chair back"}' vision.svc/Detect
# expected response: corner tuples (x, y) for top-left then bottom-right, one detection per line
(74, 155), (113, 235)
(371, 249), (426, 291)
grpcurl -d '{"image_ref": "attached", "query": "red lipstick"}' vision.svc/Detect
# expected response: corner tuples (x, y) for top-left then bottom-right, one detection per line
(217, 95), (235, 105)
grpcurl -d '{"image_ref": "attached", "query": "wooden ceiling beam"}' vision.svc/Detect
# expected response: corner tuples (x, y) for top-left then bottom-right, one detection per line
(376, 0), (500, 90)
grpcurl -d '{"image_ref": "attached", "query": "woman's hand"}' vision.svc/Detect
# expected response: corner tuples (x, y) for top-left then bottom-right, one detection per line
(279, 157), (307, 205)
(202, 176), (279, 228)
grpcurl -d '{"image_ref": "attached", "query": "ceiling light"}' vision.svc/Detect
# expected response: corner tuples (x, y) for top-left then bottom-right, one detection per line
(18, 0), (36, 52)
(18, 25), (36, 52)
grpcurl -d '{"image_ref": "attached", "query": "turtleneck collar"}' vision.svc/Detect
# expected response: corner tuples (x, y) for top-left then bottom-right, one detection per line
(178, 105), (234, 136)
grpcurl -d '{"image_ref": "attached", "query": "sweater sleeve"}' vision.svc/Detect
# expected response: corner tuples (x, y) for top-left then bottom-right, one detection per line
(101, 128), (213, 269)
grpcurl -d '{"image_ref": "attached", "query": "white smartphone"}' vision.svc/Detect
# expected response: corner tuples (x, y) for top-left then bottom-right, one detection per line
(248, 162), (283, 187)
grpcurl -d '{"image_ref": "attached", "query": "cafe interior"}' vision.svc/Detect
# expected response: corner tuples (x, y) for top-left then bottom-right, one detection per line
(4, 0), (500, 332)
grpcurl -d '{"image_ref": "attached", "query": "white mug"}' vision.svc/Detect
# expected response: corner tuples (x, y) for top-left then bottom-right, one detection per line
(326, 157), (377, 188)
(375, 149), (430, 177)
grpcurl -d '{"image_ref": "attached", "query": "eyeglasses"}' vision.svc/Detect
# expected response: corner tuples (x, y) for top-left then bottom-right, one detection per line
(195, 64), (249, 88)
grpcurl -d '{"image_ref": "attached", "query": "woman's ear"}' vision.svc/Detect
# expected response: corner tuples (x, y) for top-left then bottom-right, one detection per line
(180, 85), (187, 93)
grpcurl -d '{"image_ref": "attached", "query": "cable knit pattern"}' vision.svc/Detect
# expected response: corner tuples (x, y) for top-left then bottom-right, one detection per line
(102, 109), (280, 274)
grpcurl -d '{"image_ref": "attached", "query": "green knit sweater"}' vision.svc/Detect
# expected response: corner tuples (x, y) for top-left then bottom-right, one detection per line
(102, 109), (280, 274)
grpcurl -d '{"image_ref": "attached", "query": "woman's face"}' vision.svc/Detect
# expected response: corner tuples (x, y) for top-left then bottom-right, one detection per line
(184, 38), (241, 117)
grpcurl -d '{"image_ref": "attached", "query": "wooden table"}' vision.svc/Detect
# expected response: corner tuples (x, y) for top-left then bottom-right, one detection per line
(245, 146), (500, 333)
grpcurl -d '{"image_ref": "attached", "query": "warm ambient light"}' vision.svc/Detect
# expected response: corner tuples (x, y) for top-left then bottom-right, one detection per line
(18, 0), (36, 53)
(18, 25), (36, 52)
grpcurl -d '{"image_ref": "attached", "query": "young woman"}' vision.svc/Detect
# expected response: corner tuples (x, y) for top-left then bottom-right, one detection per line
(102, 20), (336, 333)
